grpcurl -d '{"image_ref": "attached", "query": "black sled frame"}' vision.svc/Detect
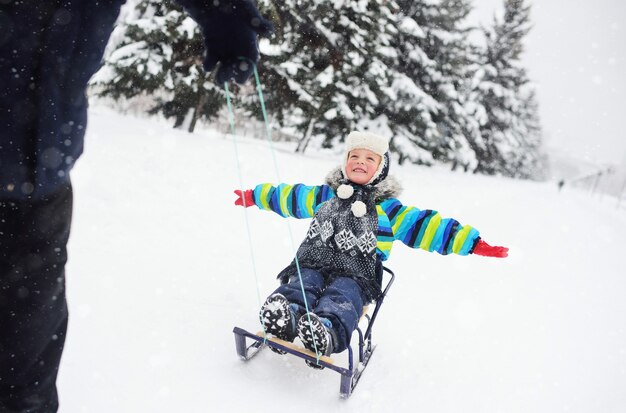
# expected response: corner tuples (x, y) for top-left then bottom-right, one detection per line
(233, 267), (395, 398)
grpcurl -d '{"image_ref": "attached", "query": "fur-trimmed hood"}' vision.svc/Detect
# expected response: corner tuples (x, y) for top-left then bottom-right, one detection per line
(324, 165), (402, 202)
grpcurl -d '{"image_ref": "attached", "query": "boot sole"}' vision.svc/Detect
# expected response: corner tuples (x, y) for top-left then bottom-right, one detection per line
(297, 313), (330, 369)
(260, 295), (293, 355)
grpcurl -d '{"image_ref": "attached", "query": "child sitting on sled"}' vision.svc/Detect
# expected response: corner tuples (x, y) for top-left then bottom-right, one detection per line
(234, 131), (508, 368)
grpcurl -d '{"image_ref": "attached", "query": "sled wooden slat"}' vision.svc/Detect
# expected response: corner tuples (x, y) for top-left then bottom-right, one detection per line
(255, 332), (334, 365)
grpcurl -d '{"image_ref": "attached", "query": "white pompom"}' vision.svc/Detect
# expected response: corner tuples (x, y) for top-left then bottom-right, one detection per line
(351, 201), (367, 217)
(337, 184), (354, 199)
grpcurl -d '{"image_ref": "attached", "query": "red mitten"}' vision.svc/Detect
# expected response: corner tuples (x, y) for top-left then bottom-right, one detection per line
(234, 189), (255, 207)
(472, 240), (509, 258)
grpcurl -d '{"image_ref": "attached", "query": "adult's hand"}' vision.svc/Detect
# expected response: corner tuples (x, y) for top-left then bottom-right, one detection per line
(181, 0), (273, 84)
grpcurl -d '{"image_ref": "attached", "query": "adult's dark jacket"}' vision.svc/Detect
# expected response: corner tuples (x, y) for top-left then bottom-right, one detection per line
(0, 0), (270, 200)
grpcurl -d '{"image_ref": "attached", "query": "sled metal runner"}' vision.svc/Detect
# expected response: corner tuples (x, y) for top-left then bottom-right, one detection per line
(233, 267), (395, 398)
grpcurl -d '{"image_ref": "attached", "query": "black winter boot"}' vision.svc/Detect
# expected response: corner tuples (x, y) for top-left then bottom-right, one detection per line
(259, 294), (298, 354)
(297, 312), (335, 369)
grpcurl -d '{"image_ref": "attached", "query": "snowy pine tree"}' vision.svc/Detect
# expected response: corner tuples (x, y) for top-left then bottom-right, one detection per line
(383, 0), (441, 165)
(434, 0), (486, 172)
(515, 89), (546, 179)
(473, 0), (544, 178)
(90, 0), (223, 132)
(385, 0), (480, 168)
(254, 0), (396, 153)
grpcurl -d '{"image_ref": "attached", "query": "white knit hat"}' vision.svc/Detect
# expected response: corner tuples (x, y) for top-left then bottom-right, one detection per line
(341, 131), (390, 185)
(344, 131), (389, 157)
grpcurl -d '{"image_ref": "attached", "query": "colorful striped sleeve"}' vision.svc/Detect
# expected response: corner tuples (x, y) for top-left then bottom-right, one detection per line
(252, 183), (335, 218)
(375, 205), (394, 261)
(380, 198), (480, 256)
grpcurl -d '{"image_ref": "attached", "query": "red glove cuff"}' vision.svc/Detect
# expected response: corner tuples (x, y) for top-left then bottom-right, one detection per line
(472, 239), (509, 258)
(234, 189), (254, 207)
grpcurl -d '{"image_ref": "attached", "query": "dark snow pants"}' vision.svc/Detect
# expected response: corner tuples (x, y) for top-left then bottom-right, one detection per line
(0, 183), (72, 413)
(273, 268), (365, 353)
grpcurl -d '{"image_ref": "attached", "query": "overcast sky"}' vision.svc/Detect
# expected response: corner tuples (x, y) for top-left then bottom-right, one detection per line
(469, 0), (626, 166)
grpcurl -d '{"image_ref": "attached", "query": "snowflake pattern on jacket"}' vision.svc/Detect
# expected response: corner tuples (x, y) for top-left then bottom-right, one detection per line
(279, 180), (382, 301)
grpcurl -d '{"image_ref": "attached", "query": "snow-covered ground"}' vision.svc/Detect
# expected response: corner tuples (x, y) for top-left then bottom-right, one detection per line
(57, 107), (626, 412)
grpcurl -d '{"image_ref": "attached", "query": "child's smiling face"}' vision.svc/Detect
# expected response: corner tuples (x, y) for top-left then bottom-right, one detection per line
(345, 148), (382, 185)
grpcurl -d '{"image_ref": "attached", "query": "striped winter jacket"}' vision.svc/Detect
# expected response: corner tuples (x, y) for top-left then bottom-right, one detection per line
(250, 167), (481, 264)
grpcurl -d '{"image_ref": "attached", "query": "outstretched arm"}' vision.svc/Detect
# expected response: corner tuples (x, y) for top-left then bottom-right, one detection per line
(381, 198), (481, 256)
(381, 198), (508, 258)
(233, 183), (335, 218)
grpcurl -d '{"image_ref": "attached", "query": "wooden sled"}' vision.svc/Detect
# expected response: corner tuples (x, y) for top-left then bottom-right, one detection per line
(233, 266), (395, 398)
